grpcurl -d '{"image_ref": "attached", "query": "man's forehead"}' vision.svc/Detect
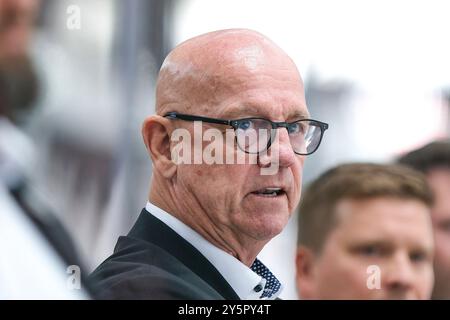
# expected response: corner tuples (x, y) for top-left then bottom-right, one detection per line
(222, 103), (310, 120)
(232, 45), (266, 71)
(156, 29), (304, 115)
(165, 29), (294, 75)
(333, 199), (432, 243)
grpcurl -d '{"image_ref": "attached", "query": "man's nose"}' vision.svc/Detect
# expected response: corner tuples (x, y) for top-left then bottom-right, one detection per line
(258, 128), (297, 169)
(383, 252), (416, 294)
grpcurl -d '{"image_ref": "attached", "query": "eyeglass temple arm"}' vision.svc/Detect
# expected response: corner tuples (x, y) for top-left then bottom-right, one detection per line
(164, 112), (231, 126)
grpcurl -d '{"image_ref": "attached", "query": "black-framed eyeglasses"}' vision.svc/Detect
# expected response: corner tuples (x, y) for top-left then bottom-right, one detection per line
(164, 112), (329, 156)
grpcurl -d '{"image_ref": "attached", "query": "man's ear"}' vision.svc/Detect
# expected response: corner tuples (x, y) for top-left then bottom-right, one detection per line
(142, 115), (177, 179)
(296, 246), (317, 299)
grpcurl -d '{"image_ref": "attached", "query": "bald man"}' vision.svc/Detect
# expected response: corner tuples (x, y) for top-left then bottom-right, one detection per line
(88, 29), (328, 300)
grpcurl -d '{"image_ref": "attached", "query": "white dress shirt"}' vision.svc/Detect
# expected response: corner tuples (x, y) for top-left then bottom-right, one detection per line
(0, 117), (87, 299)
(145, 201), (283, 300)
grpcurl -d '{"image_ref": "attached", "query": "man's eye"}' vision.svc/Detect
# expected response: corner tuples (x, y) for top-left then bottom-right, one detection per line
(287, 123), (301, 134)
(357, 245), (382, 257)
(438, 220), (450, 232)
(287, 122), (308, 134)
(410, 251), (427, 263)
(237, 120), (253, 130)
(289, 122), (309, 135)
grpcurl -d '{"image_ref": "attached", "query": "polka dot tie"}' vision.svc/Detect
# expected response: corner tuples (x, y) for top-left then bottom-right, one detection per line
(250, 258), (281, 299)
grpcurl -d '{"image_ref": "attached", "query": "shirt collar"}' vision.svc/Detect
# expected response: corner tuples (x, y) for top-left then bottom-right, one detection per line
(145, 201), (282, 300)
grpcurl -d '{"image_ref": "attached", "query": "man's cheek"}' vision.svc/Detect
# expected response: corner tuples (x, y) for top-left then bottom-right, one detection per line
(293, 180), (302, 202)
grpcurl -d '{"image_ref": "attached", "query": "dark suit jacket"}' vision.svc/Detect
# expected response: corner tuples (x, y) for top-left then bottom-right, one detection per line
(88, 209), (240, 300)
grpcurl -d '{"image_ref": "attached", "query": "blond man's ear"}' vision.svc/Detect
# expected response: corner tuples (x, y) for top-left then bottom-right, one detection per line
(295, 246), (317, 299)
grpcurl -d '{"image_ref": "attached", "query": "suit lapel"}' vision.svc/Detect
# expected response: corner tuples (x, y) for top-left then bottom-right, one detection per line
(128, 209), (240, 300)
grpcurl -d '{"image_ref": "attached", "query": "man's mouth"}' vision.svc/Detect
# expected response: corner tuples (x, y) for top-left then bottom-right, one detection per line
(251, 187), (285, 197)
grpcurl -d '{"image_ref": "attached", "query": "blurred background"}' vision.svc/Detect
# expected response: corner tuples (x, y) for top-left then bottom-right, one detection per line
(2, 0), (450, 299)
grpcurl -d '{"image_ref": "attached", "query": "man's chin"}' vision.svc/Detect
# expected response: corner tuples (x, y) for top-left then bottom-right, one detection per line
(374, 293), (418, 300)
(242, 214), (289, 241)
(236, 195), (291, 239)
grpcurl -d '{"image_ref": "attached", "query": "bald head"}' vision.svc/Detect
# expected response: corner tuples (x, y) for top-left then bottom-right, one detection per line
(155, 29), (303, 116)
(143, 29), (310, 265)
